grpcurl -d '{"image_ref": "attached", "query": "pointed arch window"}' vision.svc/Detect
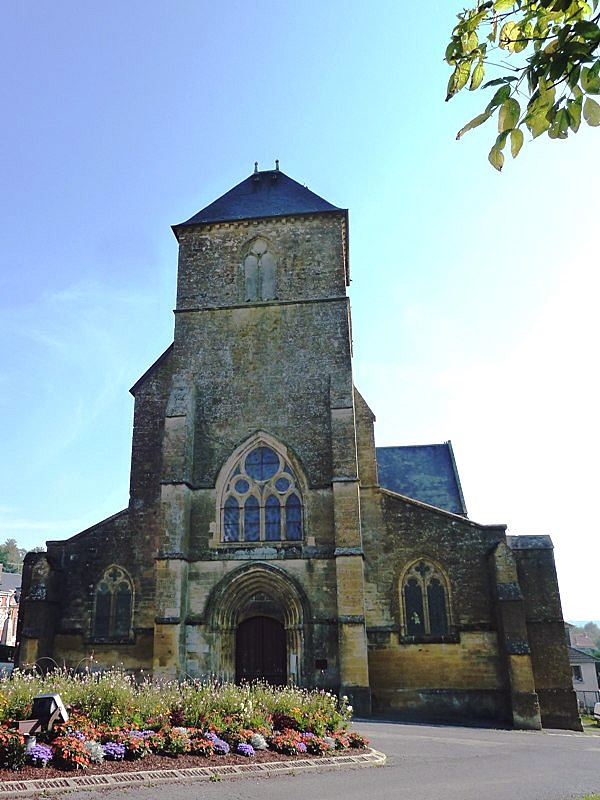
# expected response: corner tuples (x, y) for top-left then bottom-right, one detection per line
(220, 445), (303, 543)
(92, 566), (133, 640)
(243, 238), (276, 302)
(400, 560), (452, 641)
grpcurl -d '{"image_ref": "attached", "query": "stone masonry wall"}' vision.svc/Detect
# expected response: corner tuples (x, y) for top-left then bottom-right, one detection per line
(361, 488), (509, 720)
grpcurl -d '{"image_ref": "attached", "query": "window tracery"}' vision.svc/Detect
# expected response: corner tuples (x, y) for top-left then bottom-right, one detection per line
(220, 445), (303, 543)
(400, 559), (451, 639)
(92, 565), (133, 640)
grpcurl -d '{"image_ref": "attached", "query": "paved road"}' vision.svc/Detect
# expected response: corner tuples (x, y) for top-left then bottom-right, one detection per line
(51, 720), (600, 800)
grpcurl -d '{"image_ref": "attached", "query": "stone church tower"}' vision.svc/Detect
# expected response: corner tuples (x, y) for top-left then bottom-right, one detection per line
(17, 166), (580, 728)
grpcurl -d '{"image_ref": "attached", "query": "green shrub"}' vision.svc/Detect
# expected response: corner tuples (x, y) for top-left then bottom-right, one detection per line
(0, 727), (27, 771)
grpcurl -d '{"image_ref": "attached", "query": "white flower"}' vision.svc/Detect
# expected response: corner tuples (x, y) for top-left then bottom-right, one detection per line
(346, 705), (353, 713)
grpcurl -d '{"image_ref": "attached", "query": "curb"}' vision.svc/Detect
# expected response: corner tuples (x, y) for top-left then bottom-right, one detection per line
(0, 748), (386, 797)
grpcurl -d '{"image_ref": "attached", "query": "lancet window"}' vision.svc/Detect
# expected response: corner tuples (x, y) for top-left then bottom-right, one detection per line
(400, 559), (451, 638)
(92, 565), (133, 640)
(243, 238), (276, 301)
(221, 445), (303, 543)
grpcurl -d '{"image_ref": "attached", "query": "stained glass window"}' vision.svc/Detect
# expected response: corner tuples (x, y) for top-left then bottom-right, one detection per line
(285, 494), (302, 541)
(427, 578), (449, 636)
(265, 495), (281, 541)
(93, 586), (111, 639)
(92, 567), (133, 640)
(245, 447), (279, 480)
(401, 560), (450, 639)
(405, 579), (425, 636)
(244, 496), (260, 541)
(220, 443), (303, 543)
(224, 497), (240, 542)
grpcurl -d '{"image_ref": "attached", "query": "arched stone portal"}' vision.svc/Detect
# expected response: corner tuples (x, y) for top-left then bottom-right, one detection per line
(204, 564), (308, 685)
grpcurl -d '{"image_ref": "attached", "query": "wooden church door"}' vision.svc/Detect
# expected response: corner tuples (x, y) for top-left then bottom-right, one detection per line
(235, 616), (287, 685)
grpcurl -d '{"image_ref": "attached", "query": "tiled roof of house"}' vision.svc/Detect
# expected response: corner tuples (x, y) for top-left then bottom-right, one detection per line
(570, 632), (597, 650)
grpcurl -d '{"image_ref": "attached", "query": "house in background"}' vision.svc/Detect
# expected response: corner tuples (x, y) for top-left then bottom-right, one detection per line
(566, 624), (600, 711)
(0, 565), (21, 663)
(570, 632), (598, 653)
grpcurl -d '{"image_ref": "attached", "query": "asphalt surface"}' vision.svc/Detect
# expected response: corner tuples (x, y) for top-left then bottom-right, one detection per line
(30, 719), (600, 800)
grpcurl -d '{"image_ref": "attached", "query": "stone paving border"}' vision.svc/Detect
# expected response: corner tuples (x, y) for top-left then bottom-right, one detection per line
(0, 748), (386, 797)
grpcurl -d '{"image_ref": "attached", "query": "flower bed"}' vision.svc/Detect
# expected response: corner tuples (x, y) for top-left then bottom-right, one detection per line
(0, 669), (368, 778)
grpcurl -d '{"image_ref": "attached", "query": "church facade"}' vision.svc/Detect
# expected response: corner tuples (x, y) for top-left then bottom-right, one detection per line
(17, 166), (580, 730)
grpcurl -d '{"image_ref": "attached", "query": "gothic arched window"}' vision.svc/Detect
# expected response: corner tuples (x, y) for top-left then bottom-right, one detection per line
(400, 560), (451, 639)
(92, 566), (133, 640)
(220, 445), (303, 543)
(243, 238), (276, 302)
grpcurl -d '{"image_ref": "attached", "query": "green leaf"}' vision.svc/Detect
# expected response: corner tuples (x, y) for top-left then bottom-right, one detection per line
(482, 76), (517, 89)
(510, 128), (524, 157)
(573, 20), (600, 42)
(568, 63), (581, 89)
(526, 110), (551, 137)
(456, 111), (493, 139)
(567, 98), (582, 131)
(548, 119), (568, 138)
(470, 62), (485, 90)
(446, 61), (473, 100)
(488, 145), (505, 171)
(496, 130), (510, 149)
(498, 97), (521, 131)
(493, 0), (515, 9)
(581, 65), (600, 94)
(499, 21), (522, 51)
(556, 107), (570, 133)
(486, 84), (512, 112)
(583, 96), (600, 124)
(445, 41), (459, 64)
(549, 54), (568, 81)
(465, 31), (479, 52)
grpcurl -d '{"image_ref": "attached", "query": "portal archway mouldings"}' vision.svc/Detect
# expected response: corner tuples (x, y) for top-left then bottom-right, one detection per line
(203, 563), (310, 685)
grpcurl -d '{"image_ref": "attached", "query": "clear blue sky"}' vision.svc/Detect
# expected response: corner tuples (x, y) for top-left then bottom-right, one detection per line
(1, 1), (598, 620)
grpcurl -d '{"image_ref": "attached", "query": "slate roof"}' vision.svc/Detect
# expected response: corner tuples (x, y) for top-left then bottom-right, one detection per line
(376, 442), (467, 515)
(569, 646), (600, 663)
(507, 535), (553, 550)
(0, 572), (21, 592)
(174, 168), (343, 229)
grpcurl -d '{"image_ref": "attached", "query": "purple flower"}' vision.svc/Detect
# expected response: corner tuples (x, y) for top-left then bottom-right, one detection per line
(126, 730), (154, 739)
(212, 738), (230, 755)
(298, 742), (307, 753)
(236, 743), (255, 757)
(102, 741), (126, 760)
(29, 743), (53, 766)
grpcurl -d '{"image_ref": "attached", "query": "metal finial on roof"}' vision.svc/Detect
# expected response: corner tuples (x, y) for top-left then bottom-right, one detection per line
(254, 162), (258, 173)
(275, 159), (280, 171)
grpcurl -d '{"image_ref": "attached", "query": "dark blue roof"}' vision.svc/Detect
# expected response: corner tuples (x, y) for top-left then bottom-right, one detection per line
(175, 168), (343, 228)
(376, 442), (467, 515)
